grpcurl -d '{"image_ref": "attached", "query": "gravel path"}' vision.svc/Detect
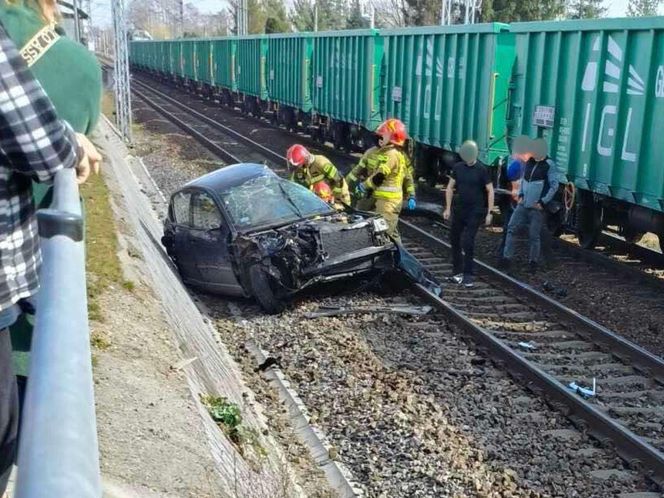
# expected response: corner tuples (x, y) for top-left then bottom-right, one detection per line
(128, 94), (657, 497)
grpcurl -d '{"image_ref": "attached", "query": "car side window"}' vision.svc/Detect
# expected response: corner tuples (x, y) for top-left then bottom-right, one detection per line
(172, 191), (192, 225)
(192, 192), (223, 230)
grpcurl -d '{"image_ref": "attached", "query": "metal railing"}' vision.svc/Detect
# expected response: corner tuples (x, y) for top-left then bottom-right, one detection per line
(14, 168), (101, 497)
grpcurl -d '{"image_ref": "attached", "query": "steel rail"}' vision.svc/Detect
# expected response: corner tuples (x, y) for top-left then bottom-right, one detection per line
(131, 79), (285, 166)
(401, 219), (664, 486)
(131, 85), (242, 165)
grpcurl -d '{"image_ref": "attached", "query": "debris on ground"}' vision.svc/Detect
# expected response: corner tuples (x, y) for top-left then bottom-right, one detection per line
(304, 304), (432, 319)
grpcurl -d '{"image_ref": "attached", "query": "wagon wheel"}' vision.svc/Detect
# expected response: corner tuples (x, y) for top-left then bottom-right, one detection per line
(576, 193), (602, 250)
(621, 227), (644, 245)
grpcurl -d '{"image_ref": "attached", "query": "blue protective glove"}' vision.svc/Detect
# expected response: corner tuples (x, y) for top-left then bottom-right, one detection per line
(407, 196), (416, 210)
(355, 182), (367, 197)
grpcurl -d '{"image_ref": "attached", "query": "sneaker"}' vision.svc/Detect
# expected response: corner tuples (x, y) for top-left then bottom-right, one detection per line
(462, 275), (474, 287)
(451, 273), (463, 284)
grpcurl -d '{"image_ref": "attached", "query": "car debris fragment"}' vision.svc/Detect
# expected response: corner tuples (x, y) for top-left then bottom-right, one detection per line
(304, 304), (433, 319)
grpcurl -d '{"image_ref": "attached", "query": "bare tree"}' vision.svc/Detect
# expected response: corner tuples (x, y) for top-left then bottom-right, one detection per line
(370, 0), (407, 26)
(627, 0), (661, 15)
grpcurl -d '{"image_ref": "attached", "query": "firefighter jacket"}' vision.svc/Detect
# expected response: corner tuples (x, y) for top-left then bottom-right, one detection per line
(290, 155), (350, 204)
(348, 145), (415, 202)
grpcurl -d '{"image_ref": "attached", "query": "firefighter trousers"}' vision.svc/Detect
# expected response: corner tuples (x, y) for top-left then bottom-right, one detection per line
(355, 197), (402, 242)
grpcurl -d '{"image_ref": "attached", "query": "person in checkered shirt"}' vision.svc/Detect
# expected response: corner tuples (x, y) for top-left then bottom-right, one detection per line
(0, 23), (100, 495)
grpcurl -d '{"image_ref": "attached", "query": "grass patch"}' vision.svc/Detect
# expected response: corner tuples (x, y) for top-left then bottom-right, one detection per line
(91, 331), (111, 350)
(101, 90), (115, 119)
(80, 169), (123, 322)
(201, 394), (267, 458)
(122, 280), (136, 292)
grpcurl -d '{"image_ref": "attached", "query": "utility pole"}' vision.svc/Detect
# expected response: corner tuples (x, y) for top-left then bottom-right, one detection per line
(111, 0), (132, 143)
(180, 0), (184, 37)
(72, 0), (80, 42)
(314, 2), (318, 31)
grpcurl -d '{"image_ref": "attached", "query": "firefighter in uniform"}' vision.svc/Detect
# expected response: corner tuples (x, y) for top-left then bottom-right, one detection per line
(347, 118), (415, 242)
(312, 181), (347, 211)
(286, 144), (352, 206)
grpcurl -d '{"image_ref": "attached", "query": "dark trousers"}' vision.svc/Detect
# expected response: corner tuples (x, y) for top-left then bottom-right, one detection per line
(498, 202), (516, 255)
(450, 209), (484, 276)
(503, 204), (544, 263)
(0, 329), (18, 494)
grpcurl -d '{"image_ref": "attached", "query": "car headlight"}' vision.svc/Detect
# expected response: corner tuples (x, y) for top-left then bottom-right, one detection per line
(373, 217), (389, 233)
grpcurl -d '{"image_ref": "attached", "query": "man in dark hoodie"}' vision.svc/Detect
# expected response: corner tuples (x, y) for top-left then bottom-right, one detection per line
(500, 138), (559, 271)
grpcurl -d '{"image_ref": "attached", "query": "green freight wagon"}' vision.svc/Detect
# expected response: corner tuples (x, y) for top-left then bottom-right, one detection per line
(171, 40), (184, 79)
(181, 39), (197, 82)
(508, 17), (664, 248)
(156, 41), (170, 74)
(381, 23), (513, 180)
(266, 33), (314, 128)
(310, 29), (383, 150)
(195, 39), (214, 87)
(212, 38), (237, 100)
(236, 36), (268, 115)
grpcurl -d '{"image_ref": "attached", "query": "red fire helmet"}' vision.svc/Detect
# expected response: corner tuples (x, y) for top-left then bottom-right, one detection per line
(312, 181), (334, 203)
(286, 144), (309, 167)
(376, 118), (407, 146)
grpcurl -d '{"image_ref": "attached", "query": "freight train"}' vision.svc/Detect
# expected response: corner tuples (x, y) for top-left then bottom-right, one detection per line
(129, 17), (664, 251)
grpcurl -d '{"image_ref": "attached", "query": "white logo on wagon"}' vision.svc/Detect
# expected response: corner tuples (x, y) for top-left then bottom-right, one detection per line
(656, 66), (664, 98)
(580, 35), (643, 163)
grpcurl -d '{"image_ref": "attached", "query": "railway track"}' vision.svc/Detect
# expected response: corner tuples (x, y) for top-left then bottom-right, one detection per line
(126, 76), (664, 489)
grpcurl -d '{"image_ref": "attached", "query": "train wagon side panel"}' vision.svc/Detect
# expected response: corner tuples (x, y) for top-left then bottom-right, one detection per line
(509, 17), (664, 215)
(182, 40), (197, 81)
(171, 40), (184, 78)
(212, 38), (237, 91)
(381, 23), (512, 165)
(196, 39), (214, 85)
(311, 29), (383, 130)
(266, 33), (313, 111)
(236, 36), (268, 99)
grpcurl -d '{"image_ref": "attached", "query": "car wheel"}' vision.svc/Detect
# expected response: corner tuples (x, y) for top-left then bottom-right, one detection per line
(249, 265), (286, 315)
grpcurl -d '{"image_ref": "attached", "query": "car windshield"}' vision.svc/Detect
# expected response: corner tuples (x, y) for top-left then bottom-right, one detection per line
(219, 174), (334, 229)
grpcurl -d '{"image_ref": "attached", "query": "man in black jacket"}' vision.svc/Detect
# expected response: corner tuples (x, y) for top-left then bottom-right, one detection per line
(444, 140), (495, 287)
(501, 138), (559, 271)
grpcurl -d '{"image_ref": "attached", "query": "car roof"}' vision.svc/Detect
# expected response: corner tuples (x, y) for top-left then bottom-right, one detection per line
(184, 163), (276, 193)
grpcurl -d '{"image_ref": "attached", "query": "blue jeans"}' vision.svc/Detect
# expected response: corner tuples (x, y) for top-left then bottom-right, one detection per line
(503, 204), (544, 263)
(0, 306), (19, 494)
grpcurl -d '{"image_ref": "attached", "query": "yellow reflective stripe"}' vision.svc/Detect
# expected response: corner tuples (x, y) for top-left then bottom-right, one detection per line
(347, 173), (357, 182)
(375, 186), (400, 193)
(373, 190), (403, 200)
(310, 174), (325, 183)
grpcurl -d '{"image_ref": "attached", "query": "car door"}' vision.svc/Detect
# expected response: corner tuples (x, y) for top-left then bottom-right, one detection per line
(168, 190), (203, 283)
(188, 190), (244, 296)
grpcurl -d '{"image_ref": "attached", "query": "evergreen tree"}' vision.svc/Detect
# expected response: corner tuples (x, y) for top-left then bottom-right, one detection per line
(485, 0), (566, 22)
(567, 0), (607, 18)
(264, 0), (291, 32)
(290, 0), (348, 31)
(627, 0), (661, 16)
(346, 0), (369, 28)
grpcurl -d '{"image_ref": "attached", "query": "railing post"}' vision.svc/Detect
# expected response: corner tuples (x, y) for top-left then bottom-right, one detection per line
(14, 168), (101, 498)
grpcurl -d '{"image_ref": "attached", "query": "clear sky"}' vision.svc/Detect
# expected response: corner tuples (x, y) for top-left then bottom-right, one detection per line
(90, 0), (651, 28)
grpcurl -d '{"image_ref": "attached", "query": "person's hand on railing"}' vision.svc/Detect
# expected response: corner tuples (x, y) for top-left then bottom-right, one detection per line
(75, 133), (102, 185)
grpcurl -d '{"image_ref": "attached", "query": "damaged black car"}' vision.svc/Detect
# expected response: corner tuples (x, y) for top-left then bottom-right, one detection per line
(162, 163), (440, 313)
